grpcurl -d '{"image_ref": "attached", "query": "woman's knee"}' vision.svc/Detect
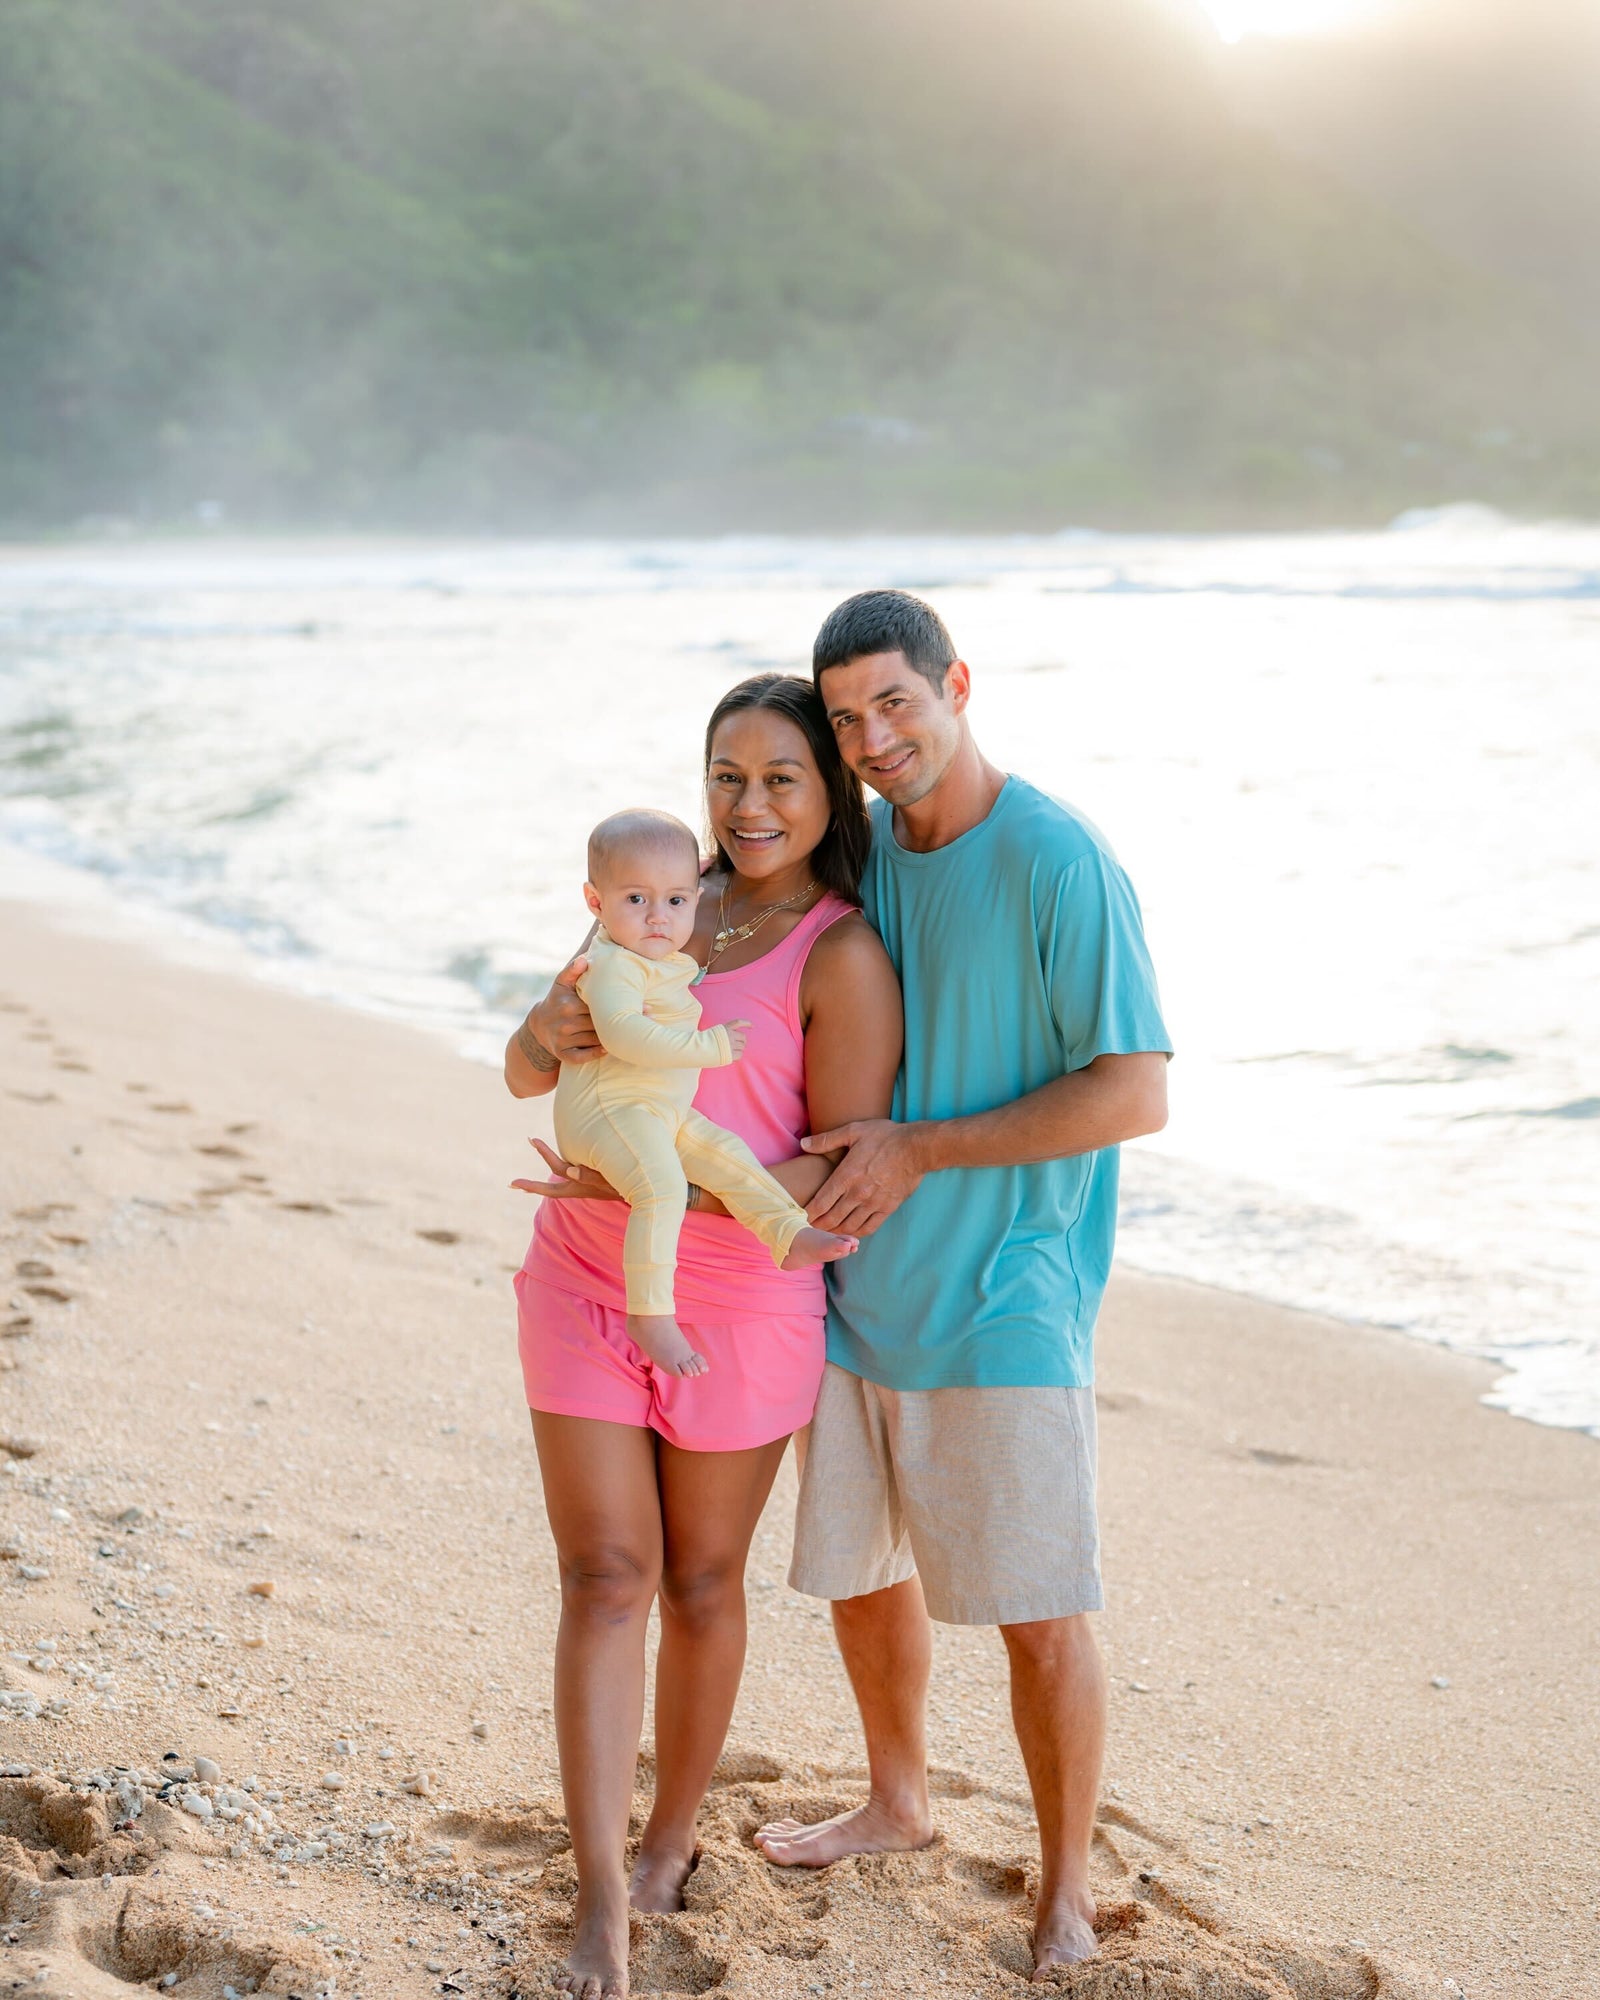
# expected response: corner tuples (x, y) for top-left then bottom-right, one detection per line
(559, 1542), (659, 1624)
(658, 1556), (743, 1632)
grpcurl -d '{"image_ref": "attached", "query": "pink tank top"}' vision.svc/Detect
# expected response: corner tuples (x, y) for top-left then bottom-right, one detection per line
(523, 892), (855, 1318)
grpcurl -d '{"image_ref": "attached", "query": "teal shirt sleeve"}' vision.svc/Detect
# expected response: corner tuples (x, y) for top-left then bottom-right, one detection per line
(1042, 851), (1171, 1071)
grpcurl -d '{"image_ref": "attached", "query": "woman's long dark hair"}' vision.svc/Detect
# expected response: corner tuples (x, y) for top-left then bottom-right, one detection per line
(703, 673), (871, 906)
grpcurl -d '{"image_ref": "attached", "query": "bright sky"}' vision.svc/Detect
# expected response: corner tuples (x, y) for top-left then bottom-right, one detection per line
(1196, 0), (1391, 39)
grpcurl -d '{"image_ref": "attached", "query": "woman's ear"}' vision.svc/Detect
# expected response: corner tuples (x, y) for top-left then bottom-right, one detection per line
(583, 881), (603, 917)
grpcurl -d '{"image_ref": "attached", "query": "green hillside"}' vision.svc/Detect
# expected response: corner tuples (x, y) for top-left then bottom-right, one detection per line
(2, 0), (1595, 530)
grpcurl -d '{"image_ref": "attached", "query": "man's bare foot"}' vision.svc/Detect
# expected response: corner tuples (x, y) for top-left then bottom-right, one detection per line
(1031, 1885), (1098, 1978)
(625, 1314), (709, 1378)
(754, 1795), (933, 1867)
(779, 1226), (858, 1273)
(627, 1839), (696, 1913)
(556, 1885), (630, 1998)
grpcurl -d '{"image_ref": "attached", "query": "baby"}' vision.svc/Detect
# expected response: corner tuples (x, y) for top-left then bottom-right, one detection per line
(551, 807), (856, 1378)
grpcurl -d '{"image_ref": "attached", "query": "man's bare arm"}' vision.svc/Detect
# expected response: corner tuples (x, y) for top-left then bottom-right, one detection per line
(804, 1052), (1168, 1237)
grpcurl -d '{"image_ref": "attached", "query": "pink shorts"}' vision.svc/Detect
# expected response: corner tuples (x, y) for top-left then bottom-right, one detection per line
(514, 1271), (825, 1453)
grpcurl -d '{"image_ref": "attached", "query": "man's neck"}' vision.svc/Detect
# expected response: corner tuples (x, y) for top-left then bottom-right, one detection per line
(894, 732), (1008, 854)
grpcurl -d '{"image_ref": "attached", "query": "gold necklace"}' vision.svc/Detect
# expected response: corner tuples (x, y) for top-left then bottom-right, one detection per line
(695, 878), (819, 982)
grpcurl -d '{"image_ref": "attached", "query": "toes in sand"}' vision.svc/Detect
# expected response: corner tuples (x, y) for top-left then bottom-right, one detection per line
(628, 1841), (697, 1913)
(558, 1889), (631, 1998)
(755, 1797), (935, 1867)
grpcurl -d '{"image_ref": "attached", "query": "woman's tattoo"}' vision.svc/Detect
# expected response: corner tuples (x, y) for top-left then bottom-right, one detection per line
(518, 1020), (559, 1072)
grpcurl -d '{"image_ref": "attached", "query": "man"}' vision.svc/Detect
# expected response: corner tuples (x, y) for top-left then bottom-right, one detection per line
(751, 590), (1170, 1977)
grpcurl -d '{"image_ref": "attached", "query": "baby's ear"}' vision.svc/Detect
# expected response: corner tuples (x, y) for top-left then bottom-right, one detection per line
(583, 882), (603, 917)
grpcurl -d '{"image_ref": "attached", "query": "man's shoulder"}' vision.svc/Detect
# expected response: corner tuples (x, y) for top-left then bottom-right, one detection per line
(996, 777), (1122, 877)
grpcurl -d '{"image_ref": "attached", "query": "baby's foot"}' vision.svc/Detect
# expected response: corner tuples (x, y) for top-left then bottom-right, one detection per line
(626, 1314), (710, 1378)
(780, 1226), (858, 1272)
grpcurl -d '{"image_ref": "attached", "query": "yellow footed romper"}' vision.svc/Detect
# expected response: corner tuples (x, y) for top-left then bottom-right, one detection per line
(553, 932), (810, 1317)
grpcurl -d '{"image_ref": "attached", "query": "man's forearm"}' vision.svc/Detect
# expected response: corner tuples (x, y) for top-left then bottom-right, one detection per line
(910, 1056), (1167, 1173)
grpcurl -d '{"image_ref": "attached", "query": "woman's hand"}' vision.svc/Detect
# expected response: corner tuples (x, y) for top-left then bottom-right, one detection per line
(510, 1137), (623, 1201)
(533, 957), (603, 1063)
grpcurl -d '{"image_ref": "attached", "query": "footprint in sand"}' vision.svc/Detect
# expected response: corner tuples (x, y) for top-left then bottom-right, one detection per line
(499, 1752), (1446, 1999)
(150, 1101), (194, 1115)
(12, 1204), (75, 1223)
(0, 1774), (331, 1998)
(6, 1089), (60, 1105)
(278, 1200), (335, 1215)
(195, 1142), (249, 1160)
(416, 1227), (462, 1245)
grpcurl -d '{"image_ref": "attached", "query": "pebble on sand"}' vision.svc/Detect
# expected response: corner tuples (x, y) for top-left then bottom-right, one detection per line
(247, 1580), (275, 1597)
(194, 1756), (222, 1784)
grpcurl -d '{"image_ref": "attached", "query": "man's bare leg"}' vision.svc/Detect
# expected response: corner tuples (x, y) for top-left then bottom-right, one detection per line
(1001, 1614), (1106, 1977)
(755, 1577), (935, 1864)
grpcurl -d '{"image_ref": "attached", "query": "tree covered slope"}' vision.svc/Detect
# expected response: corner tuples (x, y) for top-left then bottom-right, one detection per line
(2, 0), (1595, 529)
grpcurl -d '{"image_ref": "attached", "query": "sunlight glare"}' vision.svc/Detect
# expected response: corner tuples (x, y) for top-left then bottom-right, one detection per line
(1197, 0), (1389, 40)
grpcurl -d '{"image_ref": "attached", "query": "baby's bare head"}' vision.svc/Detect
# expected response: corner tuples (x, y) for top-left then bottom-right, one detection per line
(585, 810), (702, 959)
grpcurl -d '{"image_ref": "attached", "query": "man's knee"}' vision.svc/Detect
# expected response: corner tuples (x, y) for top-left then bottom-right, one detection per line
(1000, 1611), (1100, 1670)
(560, 1542), (658, 1624)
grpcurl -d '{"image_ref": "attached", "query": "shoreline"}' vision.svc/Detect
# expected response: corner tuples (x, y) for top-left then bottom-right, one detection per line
(2, 842), (1589, 1453)
(1, 894), (1596, 1997)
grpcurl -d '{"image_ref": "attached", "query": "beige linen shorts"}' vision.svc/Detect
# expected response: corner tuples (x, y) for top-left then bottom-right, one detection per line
(789, 1363), (1103, 1626)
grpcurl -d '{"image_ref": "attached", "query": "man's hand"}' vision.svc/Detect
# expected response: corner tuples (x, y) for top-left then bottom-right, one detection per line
(801, 1120), (928, 1237)
(532, 955), (601, 1065)
(511, 1137), (622, 1201)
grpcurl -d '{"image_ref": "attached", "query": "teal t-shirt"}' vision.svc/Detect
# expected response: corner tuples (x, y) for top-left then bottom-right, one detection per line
(826, 776), (1171, 1390)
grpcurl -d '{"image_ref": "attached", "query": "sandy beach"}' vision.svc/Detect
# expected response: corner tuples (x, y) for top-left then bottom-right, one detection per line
(1, 894), (1595, 2000)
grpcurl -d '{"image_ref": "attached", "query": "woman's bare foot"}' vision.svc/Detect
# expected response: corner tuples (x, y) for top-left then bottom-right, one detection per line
(754, 1795), (933, 1867)
(625, 1314), (709, 1378)
(779, 1226), (858, 1273)
(627, 1839), (697, 1913)
(1031, 1885), (1098, 1978)
(557, 1884), (630, 1998)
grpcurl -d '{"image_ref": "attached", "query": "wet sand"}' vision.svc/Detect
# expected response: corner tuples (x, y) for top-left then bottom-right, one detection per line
(0, 896), (1595, 1998)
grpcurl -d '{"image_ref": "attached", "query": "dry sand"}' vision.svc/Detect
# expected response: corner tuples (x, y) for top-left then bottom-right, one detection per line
(0, 895), (1595, 2000)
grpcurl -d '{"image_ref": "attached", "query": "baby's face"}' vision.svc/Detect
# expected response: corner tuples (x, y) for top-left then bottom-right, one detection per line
(586, 848), (700, 959)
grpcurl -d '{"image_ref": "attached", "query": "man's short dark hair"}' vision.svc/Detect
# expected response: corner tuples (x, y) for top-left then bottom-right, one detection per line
(812, 589), (957, 693)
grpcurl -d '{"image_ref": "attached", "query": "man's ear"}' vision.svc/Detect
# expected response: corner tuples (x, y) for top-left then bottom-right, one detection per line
(945, 659), (972, 716)
(583, 881), (603, 917)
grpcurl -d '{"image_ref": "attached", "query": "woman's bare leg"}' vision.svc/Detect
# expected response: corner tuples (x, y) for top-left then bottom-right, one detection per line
(628, 1434), (790, 1912)
(532, 1412), (664, 1999)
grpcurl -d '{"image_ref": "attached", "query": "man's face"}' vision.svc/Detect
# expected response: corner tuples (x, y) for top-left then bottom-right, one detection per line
(819, 651), (965, 807)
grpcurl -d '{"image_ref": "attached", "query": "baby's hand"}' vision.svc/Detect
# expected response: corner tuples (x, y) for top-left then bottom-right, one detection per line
(723, 1019), (751, 1060)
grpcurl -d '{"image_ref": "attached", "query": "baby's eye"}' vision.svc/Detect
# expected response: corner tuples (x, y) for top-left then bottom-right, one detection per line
(625, 893), (644, 904)
(668, 894), (688, 905)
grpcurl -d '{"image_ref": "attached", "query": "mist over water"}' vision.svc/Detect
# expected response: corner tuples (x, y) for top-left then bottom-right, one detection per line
(2, 518), (1596, 1437)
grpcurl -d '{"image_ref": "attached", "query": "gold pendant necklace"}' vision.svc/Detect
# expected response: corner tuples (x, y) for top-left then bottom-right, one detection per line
(695, 878), (819, 982)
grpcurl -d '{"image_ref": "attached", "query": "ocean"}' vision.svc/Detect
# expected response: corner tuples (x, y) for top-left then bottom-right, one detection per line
(2, 512), (1595, 1437)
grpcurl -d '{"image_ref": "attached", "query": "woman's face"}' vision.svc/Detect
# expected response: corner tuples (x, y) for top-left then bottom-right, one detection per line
(706, 708), (832, 886)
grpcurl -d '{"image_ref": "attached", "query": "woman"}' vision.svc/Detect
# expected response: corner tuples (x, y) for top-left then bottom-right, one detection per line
(504, 673), (903, 2000)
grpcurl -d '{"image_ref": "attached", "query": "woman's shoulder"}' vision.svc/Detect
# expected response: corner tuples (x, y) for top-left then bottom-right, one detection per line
(800, 906), (898, 1000)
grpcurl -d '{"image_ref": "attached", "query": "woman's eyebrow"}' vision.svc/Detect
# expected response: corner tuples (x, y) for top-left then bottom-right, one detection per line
(709, 755), (805, 768)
